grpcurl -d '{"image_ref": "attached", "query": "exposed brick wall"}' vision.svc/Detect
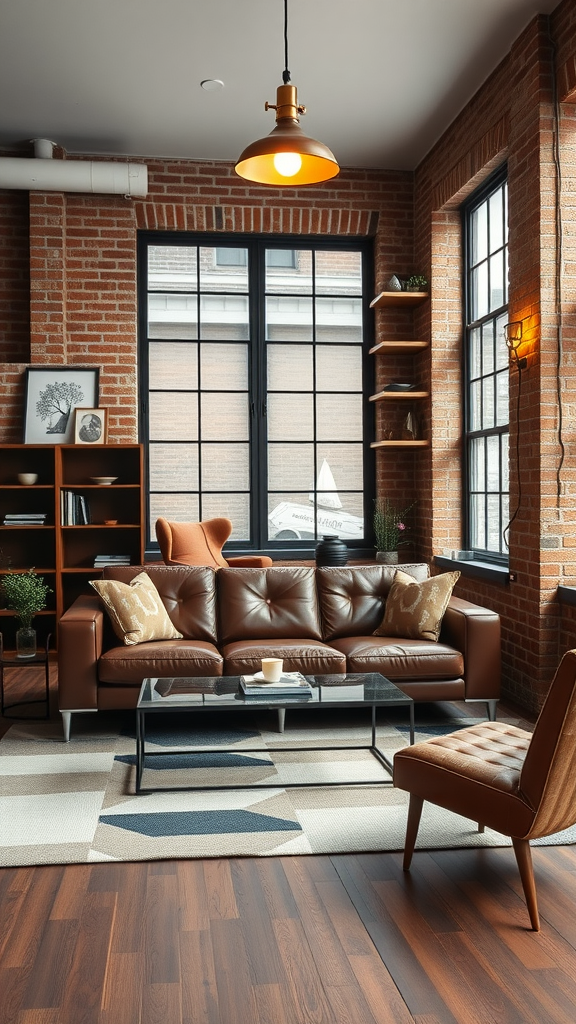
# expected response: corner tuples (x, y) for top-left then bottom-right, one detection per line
(414, 4), (576, 713)
(0, 164), (414, 446)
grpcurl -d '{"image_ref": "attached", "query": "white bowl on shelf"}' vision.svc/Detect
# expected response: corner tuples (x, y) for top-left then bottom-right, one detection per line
(17, 473), (38, 485)
(90, 476), (118, 485)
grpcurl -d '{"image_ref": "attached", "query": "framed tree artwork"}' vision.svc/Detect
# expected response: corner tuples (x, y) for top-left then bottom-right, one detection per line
(23, 366), (100, 444)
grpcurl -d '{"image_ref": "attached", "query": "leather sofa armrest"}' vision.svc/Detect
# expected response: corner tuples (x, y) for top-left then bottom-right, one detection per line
(440, 596), (501, 699)
(57, 595), (106, 712)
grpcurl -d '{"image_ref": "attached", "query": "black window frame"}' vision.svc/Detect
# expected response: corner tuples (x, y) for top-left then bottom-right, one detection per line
(462, 165), (509, 564)
(138, 231), (375, 560)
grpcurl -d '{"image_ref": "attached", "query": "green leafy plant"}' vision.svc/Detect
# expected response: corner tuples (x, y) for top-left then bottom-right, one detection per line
(373, 499), (415, 552)
(0, 569), (52, 628)
(406, 274), (428, 290)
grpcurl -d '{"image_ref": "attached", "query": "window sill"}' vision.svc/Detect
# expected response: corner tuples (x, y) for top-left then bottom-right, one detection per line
(434, 555), (511, 585)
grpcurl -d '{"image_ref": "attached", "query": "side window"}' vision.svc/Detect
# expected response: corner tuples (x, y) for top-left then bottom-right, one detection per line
(464, 171), (509, 559)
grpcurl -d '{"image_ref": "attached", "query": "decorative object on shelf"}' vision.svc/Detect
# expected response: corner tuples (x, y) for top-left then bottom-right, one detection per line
(0, 568), (52, 659)
(74, 406), (108, 444)
(383, 382), (415, 392)
(387, 275), (403, 291)
(406, 274), (428, 291)
(401, 411), (419, 440)
(315, 534), (348, 567)
(17, 473), (38, 485)
(234, 0), (339, 187)
(23, 365), (100, 444)
(90, 476), (118, 485)
(373, 498), (415, 561)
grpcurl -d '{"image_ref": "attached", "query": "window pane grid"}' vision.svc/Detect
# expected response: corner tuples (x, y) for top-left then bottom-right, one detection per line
(143, 238), (370, 550)
(465, 174), (509, 559)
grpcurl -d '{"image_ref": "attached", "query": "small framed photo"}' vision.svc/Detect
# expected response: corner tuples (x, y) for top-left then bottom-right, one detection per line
(73, 407), (108, 445)
(23, 366), (100, 444)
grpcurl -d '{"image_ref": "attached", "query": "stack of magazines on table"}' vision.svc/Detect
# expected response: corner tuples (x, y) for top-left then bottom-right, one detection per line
(240, 671), (313, 699)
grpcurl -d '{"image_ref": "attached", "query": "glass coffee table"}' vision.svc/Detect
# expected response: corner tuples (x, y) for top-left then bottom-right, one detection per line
(135, 672), (414, 794)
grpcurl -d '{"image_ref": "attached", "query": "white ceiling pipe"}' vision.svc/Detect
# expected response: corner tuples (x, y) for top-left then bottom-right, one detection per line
(0, 138), (147, 196)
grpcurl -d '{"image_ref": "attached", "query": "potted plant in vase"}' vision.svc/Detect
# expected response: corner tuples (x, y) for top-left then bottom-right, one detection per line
(0, 568), (52, 658)
(373, 499), (415, 564)
(406, 274), (428, 292)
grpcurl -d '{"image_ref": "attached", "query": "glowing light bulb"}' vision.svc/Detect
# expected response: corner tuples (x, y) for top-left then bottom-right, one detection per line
(273, 152), (302, 177)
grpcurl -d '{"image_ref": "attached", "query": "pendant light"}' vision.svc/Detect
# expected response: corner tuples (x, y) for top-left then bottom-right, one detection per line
(234, 0), (339, 187)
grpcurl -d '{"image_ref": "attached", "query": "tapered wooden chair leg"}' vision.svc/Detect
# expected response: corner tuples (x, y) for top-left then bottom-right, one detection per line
(403, 794), (424, 871)
(512, 837), (540, 931)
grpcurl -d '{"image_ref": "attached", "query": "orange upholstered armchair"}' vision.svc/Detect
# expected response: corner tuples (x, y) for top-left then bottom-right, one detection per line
(155, 517), (273, 569)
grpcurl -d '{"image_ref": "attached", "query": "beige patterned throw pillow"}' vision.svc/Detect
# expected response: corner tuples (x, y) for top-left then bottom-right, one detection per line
(374, 569), (461, 642)
(90, 571), (183, 645)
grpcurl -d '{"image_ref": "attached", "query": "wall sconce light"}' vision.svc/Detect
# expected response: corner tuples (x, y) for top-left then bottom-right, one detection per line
(504, 321), (527, 369)
(234, 0), (339, 187)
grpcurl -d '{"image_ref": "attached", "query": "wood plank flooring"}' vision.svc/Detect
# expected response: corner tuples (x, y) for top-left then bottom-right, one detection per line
(1, 663), (576, 1023)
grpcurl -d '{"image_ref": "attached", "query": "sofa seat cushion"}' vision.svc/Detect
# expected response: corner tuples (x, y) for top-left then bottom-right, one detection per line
(331, 636), (464, 681)
(98, 640), (223, 684)
(222, 639), (346, 677)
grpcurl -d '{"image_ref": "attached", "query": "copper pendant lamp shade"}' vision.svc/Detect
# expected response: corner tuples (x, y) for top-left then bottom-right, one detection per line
(234, 3), (339, 187)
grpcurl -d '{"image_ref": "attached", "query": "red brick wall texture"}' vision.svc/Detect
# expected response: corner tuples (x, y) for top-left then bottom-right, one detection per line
(1, 0), (576, 712)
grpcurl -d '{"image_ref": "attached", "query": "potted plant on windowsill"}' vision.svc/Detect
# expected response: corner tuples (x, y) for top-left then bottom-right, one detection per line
(373, 499), (415, 564)
(0, 568), (52, 658)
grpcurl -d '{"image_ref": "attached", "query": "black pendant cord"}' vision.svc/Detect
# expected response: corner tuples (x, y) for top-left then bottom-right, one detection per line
(282, 0), (290, 84)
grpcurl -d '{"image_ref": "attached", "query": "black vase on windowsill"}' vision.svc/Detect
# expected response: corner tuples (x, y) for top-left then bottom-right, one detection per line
(315, 535), (348, 567)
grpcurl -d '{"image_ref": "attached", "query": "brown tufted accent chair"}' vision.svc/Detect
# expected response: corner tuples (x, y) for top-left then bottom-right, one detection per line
(394, 648), (576, 930)
(156, 517), (273, 569)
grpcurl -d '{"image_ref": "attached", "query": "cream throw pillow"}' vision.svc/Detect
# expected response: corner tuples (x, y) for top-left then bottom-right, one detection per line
(374, 569), (461, 642)
(90, 571), (183, 646)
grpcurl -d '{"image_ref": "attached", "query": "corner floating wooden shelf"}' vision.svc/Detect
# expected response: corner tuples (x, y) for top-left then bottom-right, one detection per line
(370, 291), (429, 308)
(371, 440), (430, 449)
(370, 390), (429, 402)
(369, 340), (428, 355)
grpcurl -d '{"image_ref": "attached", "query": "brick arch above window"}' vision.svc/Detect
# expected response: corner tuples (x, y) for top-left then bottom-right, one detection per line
(136, 203), (379, 237)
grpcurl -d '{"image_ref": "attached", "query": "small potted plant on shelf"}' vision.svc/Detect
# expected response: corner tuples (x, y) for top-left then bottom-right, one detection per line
(373, 499), (415, 564)
(405, 274), (428, 292)
(0, 568), (52, 658)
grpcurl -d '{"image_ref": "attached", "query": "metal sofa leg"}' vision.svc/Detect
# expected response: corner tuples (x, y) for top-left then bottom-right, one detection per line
(486, 699), (497, 721)
(62, 711), (72, 742)
(277, 708), (285, 733)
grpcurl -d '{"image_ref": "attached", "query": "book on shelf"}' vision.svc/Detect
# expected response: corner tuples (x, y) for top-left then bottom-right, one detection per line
(3, 513), (47, 525)
(60, 490), (91, 526)
(240, 671), (313, 699)
(93, 554), (131, 567)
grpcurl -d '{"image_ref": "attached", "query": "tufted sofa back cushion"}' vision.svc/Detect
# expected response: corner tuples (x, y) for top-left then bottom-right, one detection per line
(217, 566), (323, 645)
(317, 564), (430, 641)
(101, 564), (218, 643)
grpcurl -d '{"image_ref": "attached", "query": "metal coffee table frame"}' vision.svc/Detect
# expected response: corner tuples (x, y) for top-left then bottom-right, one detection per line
(135, 672), (415, 794)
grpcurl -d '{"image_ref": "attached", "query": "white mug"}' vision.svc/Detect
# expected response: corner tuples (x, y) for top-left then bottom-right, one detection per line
(261, 657), (283, 682)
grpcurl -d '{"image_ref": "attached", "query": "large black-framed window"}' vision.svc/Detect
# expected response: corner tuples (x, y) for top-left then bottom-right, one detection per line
(138, 233), (374, 556)
(463, 167), (509, 561)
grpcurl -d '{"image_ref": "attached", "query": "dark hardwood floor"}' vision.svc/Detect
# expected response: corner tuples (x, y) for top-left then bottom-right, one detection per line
(1, 662), (576, 1024)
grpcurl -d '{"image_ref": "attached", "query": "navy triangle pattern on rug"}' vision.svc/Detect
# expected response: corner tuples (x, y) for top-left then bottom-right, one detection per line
(99, 808), (300, 838)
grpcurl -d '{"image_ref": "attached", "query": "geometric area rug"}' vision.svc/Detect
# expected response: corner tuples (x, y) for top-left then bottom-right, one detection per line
(1, 705), (574, 868)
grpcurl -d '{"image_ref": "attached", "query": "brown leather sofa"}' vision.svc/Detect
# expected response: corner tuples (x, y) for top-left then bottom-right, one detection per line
(57, 563), (501, 740)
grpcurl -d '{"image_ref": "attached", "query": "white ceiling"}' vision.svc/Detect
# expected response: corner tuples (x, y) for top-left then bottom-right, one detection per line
(0, 0), (559, 171)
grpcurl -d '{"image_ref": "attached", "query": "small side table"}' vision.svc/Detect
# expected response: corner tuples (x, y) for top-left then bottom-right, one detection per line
(0, 632), (51, 720)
